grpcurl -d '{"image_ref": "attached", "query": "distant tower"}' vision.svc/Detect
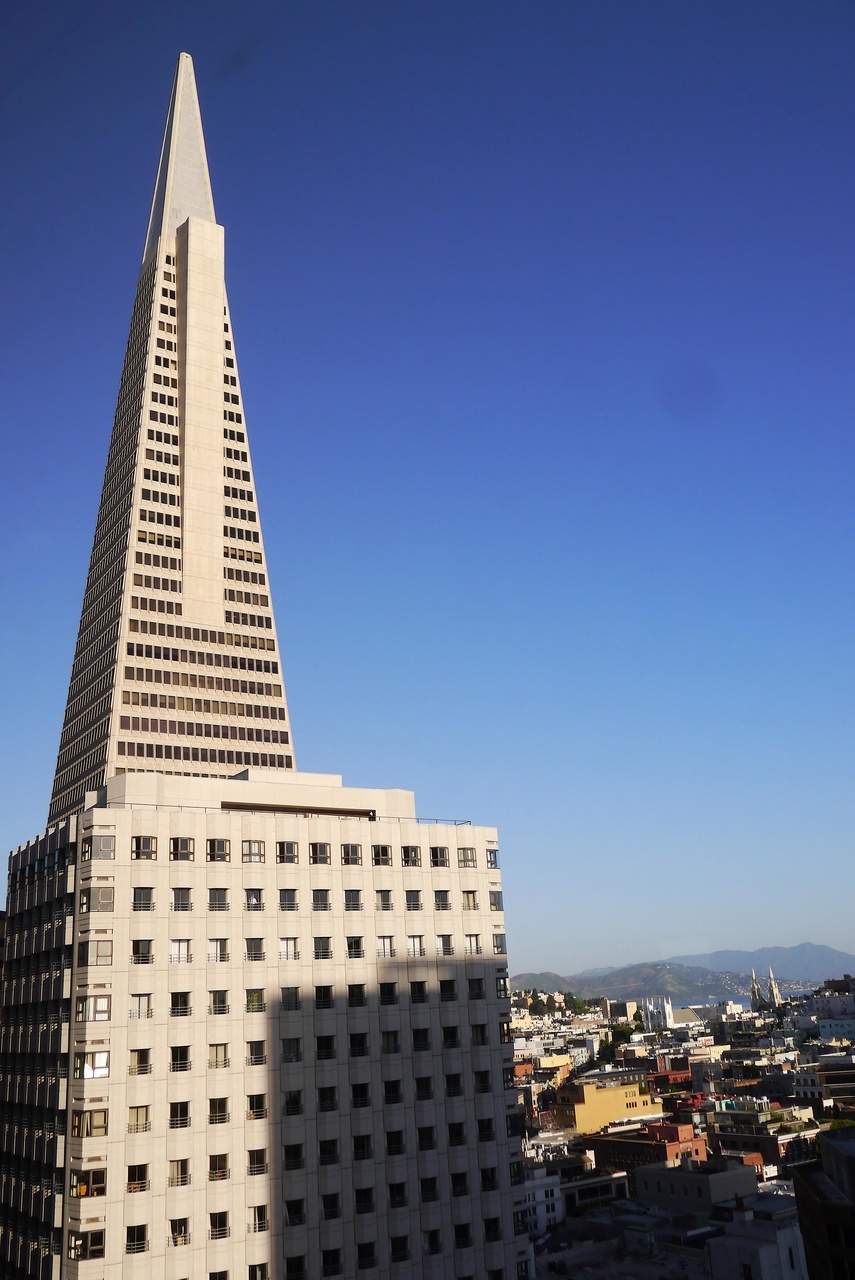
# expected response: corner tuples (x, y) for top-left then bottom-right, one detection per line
(750, 968), (764, 1012)
(768, 967), (782, 1008)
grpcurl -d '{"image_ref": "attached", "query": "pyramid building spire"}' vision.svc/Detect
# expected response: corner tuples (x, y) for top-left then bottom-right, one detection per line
(142, 52), (216, 266)
(48, 53), (295, 824)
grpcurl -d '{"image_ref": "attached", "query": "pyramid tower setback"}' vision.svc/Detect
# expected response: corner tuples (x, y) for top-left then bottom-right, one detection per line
(49, 53), (295, 824)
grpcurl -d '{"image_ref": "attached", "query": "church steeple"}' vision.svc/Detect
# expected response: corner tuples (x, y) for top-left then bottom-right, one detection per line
(48, 54), (294, 824)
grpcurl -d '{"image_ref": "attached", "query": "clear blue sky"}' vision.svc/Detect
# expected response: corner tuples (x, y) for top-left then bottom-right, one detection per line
(3, 1), (855, 974)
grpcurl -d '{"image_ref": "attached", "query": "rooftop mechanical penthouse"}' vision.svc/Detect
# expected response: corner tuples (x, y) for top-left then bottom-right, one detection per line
(0, 52), (527, 1280)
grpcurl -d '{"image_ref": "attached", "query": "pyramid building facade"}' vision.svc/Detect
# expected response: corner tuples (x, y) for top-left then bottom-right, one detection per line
(49, 53), (294, 827)
(0, 54), (528, 1280)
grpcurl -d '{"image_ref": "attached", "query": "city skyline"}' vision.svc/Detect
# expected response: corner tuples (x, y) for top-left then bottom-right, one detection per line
(4, 4), (855, 971)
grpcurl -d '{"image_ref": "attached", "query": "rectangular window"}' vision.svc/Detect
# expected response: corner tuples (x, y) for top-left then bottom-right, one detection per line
(314, 937), (332, 959)
(170, 938), (192, 964)
(73, 1050), (109, 1079)
(351, 1082), (370, 1109)
(209, 1098), (229, 1125)
(319, 1139), (339, 1166)
(77, 939), (113, 966)
(131, 835), (157, 859)
(344, 888), (362, 911)
(465, 933), (482, 955)
(75, 995), (111, 1023)
(70, 1167), (107, 1197)
(242, 839), (265, 862)
(405, 889), (422, 911)
(207, 838), (230, 862)
(401, 845), (420, 866)
(170, 836), (195, 860)
(277, 840), (299, 863)
(436, 934), (454, 956)
(245, 937), (264, 961)
(132, 887), (153, 911)
(208, 888), (228, 911)
(486, 848), (499, 868)
(81, 834), (115, 861)
(170, 1046), (191, 1072)
(208, 937), (228, 962)
(318, 1086), (338, 1113)
(462, 890), (478, 911)
(132, 938), (153, 965)
(209, 1043), (229, 1068)
(169, 1100), (190, 1128)
(245, 888), (264, 911)
(457, 847), (477, 867)
(279, 888), (297, 911)
(68, 1231), (105, 1260)
(245, 988), (265, 1012)
(376, 889), (393, 911)
(247, 1039), (267, 1065)
(386, 1130), (405, 1156)
(80, 886), (114, 913)
(312, 888), (330, 911)
(280, 937), (299, 960)
(309, 842), (330, 865)
(493, 934), (507, 954)
(377, 935), (395, 958)
(72, 1109), (109, 1138)
(417, 1126), (436, 1151)
(407, 935), (425, 957)
(129, 1048), (150, 1076)
(382, 1030), (401, 1055)
(489, 890), (504, 911)
(341, 843), (362, 865)
(209, 1210), (230, 1240)
(430, 846), (449, 867)
(171, 887), (191, 913)
(434, 889), (450, 911)
(372, 844), (391, 866)
(347, 936), (364, 958)
(281, 1037), (302, 1063)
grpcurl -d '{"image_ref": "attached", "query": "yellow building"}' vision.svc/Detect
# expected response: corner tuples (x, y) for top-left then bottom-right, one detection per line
(553, 1075), (661, 1133)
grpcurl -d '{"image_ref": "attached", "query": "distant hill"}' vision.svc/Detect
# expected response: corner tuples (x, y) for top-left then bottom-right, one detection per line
(666, 942), (855, 983)
(510, 972), (569, 992)
(511, 961), (744, 1003)
(509, 959), (815, 1004)
(510, 942), (851, 1004)
(563, 961), (748, 1003)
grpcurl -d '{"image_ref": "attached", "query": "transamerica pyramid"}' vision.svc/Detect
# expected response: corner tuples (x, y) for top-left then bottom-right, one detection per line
(49, 53), (295, 824)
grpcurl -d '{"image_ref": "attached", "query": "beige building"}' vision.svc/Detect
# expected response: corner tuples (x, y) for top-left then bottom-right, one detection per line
(0, 52), (527, 1280)
(553, 1075), (661, 1134)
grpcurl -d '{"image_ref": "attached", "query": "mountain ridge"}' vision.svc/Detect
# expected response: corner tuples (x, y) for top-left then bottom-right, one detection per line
(511, 943), (855, 1001)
